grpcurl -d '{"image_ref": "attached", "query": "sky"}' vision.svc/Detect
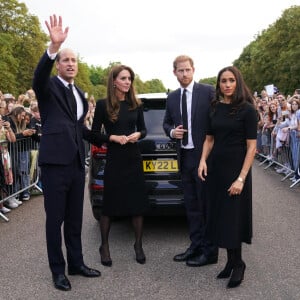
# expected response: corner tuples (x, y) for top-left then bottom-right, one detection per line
(22, 0), (299, 90)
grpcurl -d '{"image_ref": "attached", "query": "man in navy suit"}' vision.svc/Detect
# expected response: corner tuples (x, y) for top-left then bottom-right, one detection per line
(163, 55), (218, 267)
(32, 15), (102, 291)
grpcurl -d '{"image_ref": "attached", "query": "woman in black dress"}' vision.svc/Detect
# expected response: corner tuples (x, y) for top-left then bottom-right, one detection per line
(198, 66), (257, 288)
(92, 65), (148, 266)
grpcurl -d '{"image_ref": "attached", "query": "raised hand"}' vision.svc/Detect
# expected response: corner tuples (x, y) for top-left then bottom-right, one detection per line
(45, 15), (69, 53)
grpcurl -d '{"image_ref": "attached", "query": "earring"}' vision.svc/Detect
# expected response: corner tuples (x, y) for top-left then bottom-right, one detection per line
(113, 84), (116, 88)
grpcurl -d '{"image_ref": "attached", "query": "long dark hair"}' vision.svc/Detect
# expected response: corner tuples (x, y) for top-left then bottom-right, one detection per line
(212, 66), (254, 115)
(9, 106), (26, 133)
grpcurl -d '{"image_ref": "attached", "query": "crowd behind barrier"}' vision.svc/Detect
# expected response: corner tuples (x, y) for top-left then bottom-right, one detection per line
(255, 91), (300, 188)
(0, 138), (41, 222)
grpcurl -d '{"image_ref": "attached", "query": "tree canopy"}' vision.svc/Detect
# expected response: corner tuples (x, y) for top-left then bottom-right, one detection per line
(233, 5), (300, 95)
(0, 0), (48, 95)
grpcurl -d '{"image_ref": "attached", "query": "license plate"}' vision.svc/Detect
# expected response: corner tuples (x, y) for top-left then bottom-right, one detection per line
(143, 160), (178, 172)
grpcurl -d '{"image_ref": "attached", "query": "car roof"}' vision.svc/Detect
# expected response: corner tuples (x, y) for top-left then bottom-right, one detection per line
(138, 92), (168, 100)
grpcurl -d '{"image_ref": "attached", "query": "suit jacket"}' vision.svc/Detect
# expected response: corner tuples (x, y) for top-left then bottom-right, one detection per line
(163, 82), (215, 167)
(32, 51), (101, 167)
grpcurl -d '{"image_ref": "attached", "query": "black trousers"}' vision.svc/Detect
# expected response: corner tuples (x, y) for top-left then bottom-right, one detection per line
(41, 155), (85, 275)
(180, 148), (217, 256)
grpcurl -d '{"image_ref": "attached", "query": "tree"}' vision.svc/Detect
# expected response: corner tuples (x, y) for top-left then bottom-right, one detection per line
(144, 79), (167, 94)
(0, 0), (48, 96)
(89, 65), (106, 86)
(199, 77), (217, 86)
(76, 61), (93, 97)
(234, 5), (300, 95)
(0, 33), (18, 93)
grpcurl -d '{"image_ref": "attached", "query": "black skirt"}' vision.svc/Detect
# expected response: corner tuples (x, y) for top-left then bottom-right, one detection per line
(102, 142), (149, 216)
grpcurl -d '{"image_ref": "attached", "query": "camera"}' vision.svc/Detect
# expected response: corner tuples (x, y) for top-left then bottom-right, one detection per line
(32, 123), (42, 136)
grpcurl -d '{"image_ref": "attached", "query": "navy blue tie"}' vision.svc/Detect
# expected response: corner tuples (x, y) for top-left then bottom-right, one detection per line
(68, 83), (77, 116)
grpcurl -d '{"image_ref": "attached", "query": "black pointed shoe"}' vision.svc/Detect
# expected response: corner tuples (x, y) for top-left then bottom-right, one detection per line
(68, 265), (101, 277)
(99, 246), (112, 267)
(134, 243), (146, 264)
(227, 261), (246, 288)
(173, 248), (199, 262)
(52, 274), (71, 291)
(186, 253), (218, 267)
(217, 262), (234, 279)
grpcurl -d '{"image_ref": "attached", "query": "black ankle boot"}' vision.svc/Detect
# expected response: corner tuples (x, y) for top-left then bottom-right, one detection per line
(134, 243), (146, 264)
(227, 261), (246, 288)
(217, 261), (234, 279)
(99, 245), (112, 267)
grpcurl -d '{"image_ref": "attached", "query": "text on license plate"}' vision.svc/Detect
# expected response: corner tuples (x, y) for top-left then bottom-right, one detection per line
(143, 160), (178, 172)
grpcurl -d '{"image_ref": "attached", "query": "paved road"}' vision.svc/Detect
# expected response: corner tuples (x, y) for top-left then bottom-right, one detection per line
(0, 160), (299, 300)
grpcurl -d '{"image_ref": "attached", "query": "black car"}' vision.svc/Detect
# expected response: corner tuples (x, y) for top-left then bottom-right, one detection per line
(88, 93), (184, 220)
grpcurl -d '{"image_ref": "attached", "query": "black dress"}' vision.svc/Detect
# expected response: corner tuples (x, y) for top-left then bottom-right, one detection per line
(92, 99), (149, 216)
(205, 102), (257, 249)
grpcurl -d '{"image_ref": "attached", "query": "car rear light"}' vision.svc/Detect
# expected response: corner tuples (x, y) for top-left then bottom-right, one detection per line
(90, 183), (104, 191)
(91, 144), (107, 157)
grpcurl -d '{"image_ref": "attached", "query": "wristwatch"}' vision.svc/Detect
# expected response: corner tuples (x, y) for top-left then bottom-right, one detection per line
(237, 177), (244, 183)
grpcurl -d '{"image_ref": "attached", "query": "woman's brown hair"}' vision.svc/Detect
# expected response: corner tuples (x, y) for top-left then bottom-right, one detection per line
(106, 64), (141, 122)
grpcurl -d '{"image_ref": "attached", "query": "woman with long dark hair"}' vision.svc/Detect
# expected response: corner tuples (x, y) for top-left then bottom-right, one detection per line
(198, 66), (257, 288)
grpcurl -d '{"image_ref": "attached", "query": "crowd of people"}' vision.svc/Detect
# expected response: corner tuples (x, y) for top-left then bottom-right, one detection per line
(0, 89), (38, 213)
(255, 89), (300, 182)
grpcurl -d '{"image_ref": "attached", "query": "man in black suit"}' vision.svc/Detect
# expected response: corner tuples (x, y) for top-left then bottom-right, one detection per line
(163, 55), (218, 267)
(32, 15), (102, 291)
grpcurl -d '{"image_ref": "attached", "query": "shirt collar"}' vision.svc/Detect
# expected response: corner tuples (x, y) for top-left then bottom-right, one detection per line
(57, 76), (74, 88)
(181, 81), (194, 94)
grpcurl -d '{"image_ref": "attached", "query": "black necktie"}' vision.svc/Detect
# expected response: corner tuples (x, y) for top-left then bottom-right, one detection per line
(181, 89), (188, 145)
(68, 83), (77, 117)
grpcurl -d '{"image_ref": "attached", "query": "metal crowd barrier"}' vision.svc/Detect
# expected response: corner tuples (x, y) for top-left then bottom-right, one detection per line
(257, 129), (300, 188)
(0, 138), (42, 222)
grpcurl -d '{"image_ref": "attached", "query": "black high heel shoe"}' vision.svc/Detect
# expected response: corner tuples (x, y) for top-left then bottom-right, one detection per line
(217, 262), (233, 279)
(99, 246), (112, 267)
(227, 261), (246, 288)
(134, 243), (146, 264)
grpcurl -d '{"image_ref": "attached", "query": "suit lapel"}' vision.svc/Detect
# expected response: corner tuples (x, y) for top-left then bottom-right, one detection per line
(74, 85), (88, 122)
(53, 77), (75, 120)
(191, 83), (200, 126)
(174, 89), (182, 123)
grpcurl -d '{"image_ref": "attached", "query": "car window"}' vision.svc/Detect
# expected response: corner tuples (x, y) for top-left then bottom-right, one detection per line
(143, 110), (165, 135)
(142, 99), (166, 135)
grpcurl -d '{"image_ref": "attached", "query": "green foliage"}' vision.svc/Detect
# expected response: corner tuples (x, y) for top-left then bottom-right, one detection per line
(76, 61), (93, 96)
(0, 33), (18, 93)
(0, 0), (47, 95)
(89, 65), (106, 86)
(234, 5), (300, 95)
(134, 77), (166, 94)
(90, 84), (107, 100)
(144, 79), (167, 93)
(199, 77), (217, 87)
